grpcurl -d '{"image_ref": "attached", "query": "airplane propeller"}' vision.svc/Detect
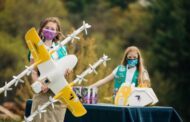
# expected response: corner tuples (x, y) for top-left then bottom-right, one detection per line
(67, 34), (80, 43)
(3, 82), (12, 97)
(13, 76), (25, 86)
(48, 96), (58, 109)
(89, 64), (98, 74)
(37, 106), (47, 119)
(76, 75), (87, 84)
(101, 54), (111, 67)
(82, 21), (91, 35)
(25, 66), (36, 76)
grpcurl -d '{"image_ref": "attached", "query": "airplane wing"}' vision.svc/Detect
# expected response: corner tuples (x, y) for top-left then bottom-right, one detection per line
(53, 85), (87, 117)
(25, 27), (51, 64)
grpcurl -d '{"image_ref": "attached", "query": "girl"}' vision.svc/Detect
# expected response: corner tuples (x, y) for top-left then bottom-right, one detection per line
(30, 17), (67, 122)
(90, 46), (151, 100)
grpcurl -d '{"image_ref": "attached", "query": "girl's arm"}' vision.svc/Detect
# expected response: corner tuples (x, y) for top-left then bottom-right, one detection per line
(90, 73), (114, 88)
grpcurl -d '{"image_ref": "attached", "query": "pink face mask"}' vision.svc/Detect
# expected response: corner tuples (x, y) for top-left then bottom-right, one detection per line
(42, 28), (57, 40)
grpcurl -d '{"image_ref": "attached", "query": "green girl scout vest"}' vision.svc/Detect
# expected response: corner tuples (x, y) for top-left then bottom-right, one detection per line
(113, 65), (139, 99)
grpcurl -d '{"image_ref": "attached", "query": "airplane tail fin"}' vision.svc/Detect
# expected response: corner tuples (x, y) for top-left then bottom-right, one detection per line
(54, 85), (87, 117)
(25, 28), (51, 64)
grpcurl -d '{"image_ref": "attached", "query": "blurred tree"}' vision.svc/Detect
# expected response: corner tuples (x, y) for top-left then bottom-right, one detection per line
(63, 0), (96, 13)
(148, 0), (190, 121)
(0, 0), (5, 11)
(0, 0), (70, 37)
(0, 31), (26, 103)
(119, 3), (152, 49)
(62, 0), (98, 27)
(108, 0), (136, 9)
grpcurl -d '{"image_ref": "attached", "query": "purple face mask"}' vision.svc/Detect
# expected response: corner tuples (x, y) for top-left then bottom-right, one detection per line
(42, 28), (57, 40)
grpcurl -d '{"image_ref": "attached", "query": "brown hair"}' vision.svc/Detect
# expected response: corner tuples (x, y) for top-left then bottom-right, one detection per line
(121, 46), (145, 86)
(38, 17), (64, 42)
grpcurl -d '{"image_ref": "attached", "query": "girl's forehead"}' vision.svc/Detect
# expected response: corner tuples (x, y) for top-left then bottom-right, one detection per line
(45, 22), (57, 28)
(127, 51), (138, 56)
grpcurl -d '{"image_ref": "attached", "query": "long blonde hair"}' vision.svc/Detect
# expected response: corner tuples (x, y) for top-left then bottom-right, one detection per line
(121, 46), (145, 86)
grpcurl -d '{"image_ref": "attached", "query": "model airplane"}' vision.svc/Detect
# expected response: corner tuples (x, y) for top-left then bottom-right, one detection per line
(0, 21), (91, 97)
(0, 21), (111, 122)
(114, 83), (158, 106)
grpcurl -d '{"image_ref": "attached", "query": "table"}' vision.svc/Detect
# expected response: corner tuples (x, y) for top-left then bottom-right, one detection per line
(25, 100), (182, 122)
(64, 104), (183, 122)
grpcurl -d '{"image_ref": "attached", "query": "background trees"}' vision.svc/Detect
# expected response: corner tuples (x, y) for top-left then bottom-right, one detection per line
(147, 0), (190, 120)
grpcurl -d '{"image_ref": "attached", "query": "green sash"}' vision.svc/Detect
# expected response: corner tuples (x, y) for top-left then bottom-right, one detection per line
(55, 45), (67, 59)
(114, 65), (139, 92)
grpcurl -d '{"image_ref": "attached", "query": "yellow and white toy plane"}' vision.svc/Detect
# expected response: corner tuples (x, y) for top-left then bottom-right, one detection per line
(114, 83), (158, 107)
(0, 21), (111, 122)
(25, 27), (86, 117)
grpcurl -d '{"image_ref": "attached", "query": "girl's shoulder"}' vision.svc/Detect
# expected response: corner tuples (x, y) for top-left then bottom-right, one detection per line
(117, 64), (125, 69)
(112, 65), (126, 75)
(115, 65), (125, 71)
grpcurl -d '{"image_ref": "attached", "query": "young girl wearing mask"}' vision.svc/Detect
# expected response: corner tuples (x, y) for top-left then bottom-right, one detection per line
(90, 46), (151, 100)
(29, 17), (67, 122)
